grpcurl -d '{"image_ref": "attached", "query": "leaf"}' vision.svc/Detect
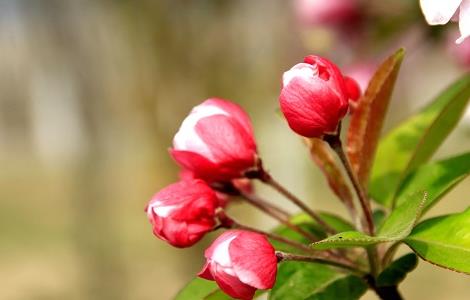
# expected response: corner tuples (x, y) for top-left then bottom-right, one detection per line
(347, 49), (405, 188)
(311, 231), (387, 250)
(370, 73), (470, 207)
(304, 275), (368, 300)
(405, 207), (470, 274)
(395, 152), (470, 213)
(305, 138), (354, 215)
(269, 262), (366, 300)
(174, 278), (228, 300)
(376, 253), (418, 287)
(311, 192), (427, 250)
(373, 209), (387, 228)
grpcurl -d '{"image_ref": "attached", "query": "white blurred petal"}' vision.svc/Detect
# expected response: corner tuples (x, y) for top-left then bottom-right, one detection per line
(457, 0), (470, 43)
(420, 0), (462, 25)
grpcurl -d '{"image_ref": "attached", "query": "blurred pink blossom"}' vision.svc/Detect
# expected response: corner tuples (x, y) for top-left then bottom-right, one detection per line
(420, 0), (470, 43)
(294, 0), (360, 27)
(447, 30), (470, 68)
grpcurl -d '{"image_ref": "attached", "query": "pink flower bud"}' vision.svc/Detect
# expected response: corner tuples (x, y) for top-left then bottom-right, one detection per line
(171, 98), (257, 183)
(145, 179), (218, 248)
(279, 55), (350, 137)
(198, 230), (277, 300)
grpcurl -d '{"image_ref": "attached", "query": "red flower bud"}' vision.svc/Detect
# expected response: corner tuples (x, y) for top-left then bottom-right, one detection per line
(171, 98), (257, 183)
(198, 230), (277, 300)
(343, 75), (362, 102)
(146, 179), (218, 248)
(279, 55), (350, 137)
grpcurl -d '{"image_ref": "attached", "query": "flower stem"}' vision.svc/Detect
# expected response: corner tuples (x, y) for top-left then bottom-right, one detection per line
(247, 163), (336, 235)
(217, 212), (314, 253)
(276, 251), (366, 275)
(323, 132), (375, 235)
(240, 192), (318, 242)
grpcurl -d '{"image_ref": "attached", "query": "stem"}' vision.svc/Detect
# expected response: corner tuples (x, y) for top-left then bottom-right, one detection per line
(240, 192), (318, 242)
(323, 132), (375, 235)
(233, 223), (314, 253)
(367, 247), (380, 277)
(276, 251), (365, 275)
(248, 193), (291, 220)
(323, 126), (380, 281)
(248, 164), (336, 235)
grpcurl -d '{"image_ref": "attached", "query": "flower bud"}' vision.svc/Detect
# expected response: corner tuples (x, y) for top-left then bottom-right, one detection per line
(279, 55), (350, 137)
(198, 230), (277, 300)
(171, 98), (257, 183)
(146, 179), (218, 248)
(343, 76), (362, 103)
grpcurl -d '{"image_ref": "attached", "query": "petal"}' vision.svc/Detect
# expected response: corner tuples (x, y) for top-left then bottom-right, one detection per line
(282, 63), (318, 87)
(343, 76), (362, 102)
(229, 231), (277, 290)
(204, 230), (242, 261)
(279, 77), (347, 137)
(169, 149), (220, 182)
(420, 0), (462, 25)
(457, 0), (470, 43)
(203, 98), (255, 137)
(198, 262), (214, 281)
(173, 101), (229, 159)
(195, 115), (257, 170)
(303, 55), (349, 105)
(213, 264), (257, 300)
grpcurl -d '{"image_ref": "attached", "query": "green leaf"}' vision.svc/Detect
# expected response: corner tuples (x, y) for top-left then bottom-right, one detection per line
(269, 262), (367, 300)
(311, 230), (387, 250)
(405, 207), (470, 274)
(311, 192), (427, 250)
(373, 209), (387, 228)
(304, 275), (368, 300)
(347, 49), (404, 188)
(174, 278), (229, 300)
(370, 73), (470, 207)
(376, 253), (418, 287)
(395, 152), (470, 212)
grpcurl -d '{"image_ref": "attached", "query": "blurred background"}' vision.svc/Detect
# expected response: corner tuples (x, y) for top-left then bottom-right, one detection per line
(0, 0), (469, 299)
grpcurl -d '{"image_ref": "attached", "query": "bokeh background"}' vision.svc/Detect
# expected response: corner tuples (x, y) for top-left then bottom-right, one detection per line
(0, 1), (469, 299)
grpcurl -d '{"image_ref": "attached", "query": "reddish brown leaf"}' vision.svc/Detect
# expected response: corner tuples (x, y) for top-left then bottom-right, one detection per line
(346, 49), (405, 188)
(305, 138), (355, 215)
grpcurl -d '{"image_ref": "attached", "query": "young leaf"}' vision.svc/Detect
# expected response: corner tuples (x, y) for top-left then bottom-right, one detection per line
(311, 231), (389, 250)
(305, 138), (355, 217)
(347, 49), (405, 188)
(370, 73), (470, 207)
(174, 278), (229, 300)
(376, 253), (418, 287)
(304, 275), (367, 300)
(405, 207), (470, 274)
(311, 192), (427, 250)
(395, 152), (470, 212)
(269, 262), (366, 300)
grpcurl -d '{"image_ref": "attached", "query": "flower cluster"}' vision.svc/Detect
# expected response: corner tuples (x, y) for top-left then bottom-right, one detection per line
(145, 55), (360, 299)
